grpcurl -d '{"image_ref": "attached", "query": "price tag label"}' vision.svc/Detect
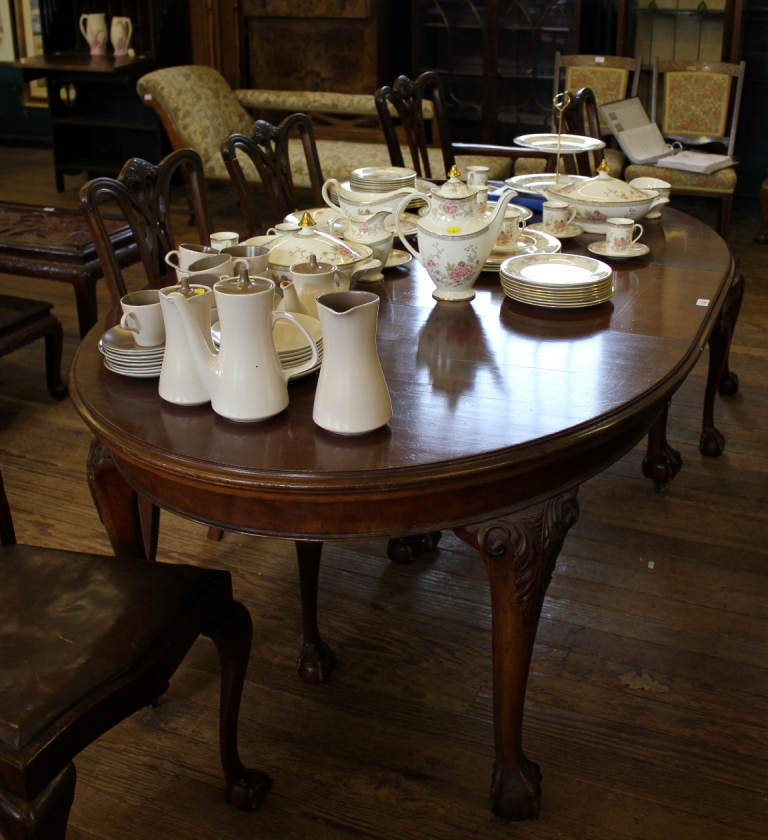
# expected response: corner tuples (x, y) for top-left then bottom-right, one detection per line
(447, 227), (461, 234)
(595, 56), (605, 63)
(696, 299), (710, 307)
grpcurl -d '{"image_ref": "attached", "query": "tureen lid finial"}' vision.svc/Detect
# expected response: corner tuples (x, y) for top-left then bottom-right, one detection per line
(448, 165), (461, 179)
(299, 211), (316, 227)
(597, 159), (611, 174)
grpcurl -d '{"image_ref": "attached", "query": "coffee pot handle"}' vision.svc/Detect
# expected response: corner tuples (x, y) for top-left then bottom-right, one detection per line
(272, 312), (319, 381)
(321, 179), (344, 213)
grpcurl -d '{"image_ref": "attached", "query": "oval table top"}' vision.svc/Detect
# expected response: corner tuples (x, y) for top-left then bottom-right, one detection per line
(70, 209), (732, 540)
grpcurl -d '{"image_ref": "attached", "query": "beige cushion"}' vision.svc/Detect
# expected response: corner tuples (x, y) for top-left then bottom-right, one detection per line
(137, 66), (253, 167)
(624, 163), (737, 195)
(206, 139), (514, 189)
(513, 148), (625, 179)
(234, 89), (435, 120)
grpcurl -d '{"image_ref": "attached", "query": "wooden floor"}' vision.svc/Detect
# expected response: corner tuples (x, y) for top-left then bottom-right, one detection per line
(1, 149), (767, 839)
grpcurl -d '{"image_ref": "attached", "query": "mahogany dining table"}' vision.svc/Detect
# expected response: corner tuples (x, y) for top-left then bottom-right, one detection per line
(69, 207), (733, 821)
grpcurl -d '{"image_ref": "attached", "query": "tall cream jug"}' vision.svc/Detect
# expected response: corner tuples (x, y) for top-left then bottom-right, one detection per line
(79, 13), (108, 54)
(312, 291), (391, 435)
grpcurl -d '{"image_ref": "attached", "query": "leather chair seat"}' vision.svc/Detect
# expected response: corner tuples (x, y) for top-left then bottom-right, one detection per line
(0, 545), (229, 751)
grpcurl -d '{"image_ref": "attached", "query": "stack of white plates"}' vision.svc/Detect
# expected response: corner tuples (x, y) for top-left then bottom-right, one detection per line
(212, 312), (323, 377)
(99, 326), (164, 378)
(349, 166), (416, 192)
(499, 254), (613, 308)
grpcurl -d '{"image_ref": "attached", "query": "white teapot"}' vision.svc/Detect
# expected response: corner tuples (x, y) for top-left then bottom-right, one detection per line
(394, 166), (514, 301)
(342, 211), (394, 283)
(168, 265), (318, 422)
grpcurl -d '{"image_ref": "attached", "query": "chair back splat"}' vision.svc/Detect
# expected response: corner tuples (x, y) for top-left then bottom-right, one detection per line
(80, 149), (212, 306)
(222, 113), (325, 236)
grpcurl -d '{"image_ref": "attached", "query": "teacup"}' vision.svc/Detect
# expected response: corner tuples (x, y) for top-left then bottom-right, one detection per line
(605, 217), (643, 256)
(542, 201), (577, 237)
(629, 177), (671, 220)
(120, 290), (164, 347)
(165, 243), (218, 281)
(181, 254), (234, 284)
(221, 245), (270, 276)
(494, 206), (527, 251)
(210, 231), (239, 251)
(466, 166), (489, 187)
(476, 186), (489, 215)
(266, 223), (300, 237)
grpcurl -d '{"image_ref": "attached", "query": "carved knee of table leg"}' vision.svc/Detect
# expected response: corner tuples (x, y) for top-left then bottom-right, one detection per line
(0, 763), (76, 840)
(207, 601), (273, 811)
(86, 439), (149, 560)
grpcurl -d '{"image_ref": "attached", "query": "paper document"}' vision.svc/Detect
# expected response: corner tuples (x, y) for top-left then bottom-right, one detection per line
(658, 150), (734, 175)
(599, 98), (673, 165)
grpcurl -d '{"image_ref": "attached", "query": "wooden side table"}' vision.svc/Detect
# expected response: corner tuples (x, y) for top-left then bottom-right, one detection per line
(0, 202), (137, 338)
(0, 294), (68, 400)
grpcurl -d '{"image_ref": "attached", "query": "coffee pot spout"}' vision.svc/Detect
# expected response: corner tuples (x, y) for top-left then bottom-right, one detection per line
(167, 292), (220, 400)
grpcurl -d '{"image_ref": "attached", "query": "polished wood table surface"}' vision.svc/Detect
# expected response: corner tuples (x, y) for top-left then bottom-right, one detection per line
(70, 208), (733, 821)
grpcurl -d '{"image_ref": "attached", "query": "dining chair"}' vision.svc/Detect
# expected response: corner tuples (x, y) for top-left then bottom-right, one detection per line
(553, 53), (642, 133)
(80, 150), (218, 548)
(624, 58), (746, 239)
(221, 114), (325, 236)
(79, 148), (213, 309)
(374, 71), (554, 183)
(0, 466), (271, 840)
(561, 87), (608, 177)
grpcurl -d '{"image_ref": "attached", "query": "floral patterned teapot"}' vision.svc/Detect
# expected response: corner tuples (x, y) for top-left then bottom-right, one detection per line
(394, 166), (514, 301)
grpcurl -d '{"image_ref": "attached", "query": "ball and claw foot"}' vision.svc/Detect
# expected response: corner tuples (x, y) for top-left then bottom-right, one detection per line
(700, 425), (725, 457)
(225, 769), (273, 811)
(297, 640), (337, 684)
(489, 755), (543, 821)
(718, 370), (739, 396)
(387, 531), (443, 565)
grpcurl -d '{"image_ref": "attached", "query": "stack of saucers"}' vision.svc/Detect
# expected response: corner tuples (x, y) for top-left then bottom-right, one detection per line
(499, 254), (613, 308)
(349, 166), (416, 192)
(99, 326), (164, 378)
(212, 312), (323, 377)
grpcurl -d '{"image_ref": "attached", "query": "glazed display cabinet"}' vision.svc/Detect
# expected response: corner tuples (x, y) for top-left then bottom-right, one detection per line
(412, 0), (582, 144)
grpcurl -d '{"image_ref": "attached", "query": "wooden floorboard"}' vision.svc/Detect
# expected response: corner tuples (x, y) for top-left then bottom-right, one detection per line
(0, 149), (766, 838)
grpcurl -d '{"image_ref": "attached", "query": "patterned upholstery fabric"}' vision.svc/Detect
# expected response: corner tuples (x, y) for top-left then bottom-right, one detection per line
(137, 67), (253, 168)
(663, 73), (731, 138)
(235, 89), (435, 120)
(206, 139), (513, 188)
(624, 163), (737, 195)
(513, 147), (625, 179)
(564, 67), (629, 106)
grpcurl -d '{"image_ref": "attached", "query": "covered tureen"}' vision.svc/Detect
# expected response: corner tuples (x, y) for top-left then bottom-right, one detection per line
(543, 161), (669, 233)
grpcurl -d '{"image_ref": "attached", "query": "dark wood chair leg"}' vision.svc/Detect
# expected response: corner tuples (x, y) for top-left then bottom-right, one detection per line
(0, 763), (76, 840)
(43, 317), (68, 401)
(642, 401), (682, 494)
(71, 276), (99, 339)
(207, 601), (273, 811)
(295, 540), (337, 684)
(455, 495), (579, 821)
(700, 309), (733, 457)
(755, 175), (768, 244)
(87, 439), (152, 560)
(387, 531), (443, 564)
(718, 194), (733, 241)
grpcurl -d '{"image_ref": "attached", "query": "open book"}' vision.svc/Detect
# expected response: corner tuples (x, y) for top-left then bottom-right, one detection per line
(599, 98), (733, 173)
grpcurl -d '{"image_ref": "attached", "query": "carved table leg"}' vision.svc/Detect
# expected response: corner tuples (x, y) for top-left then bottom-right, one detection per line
(71, 275), (99, 339)
(755, 175), (768, 244)
(642, 401), (682, 494)
(387, 531), (443, 565)
(43, 316), (68, 401)
(700, 270), (744, 458)
(0, 763), (76, 840)
(87, 439), (157, 560)
(296, 540), (337, 684)
(455, 494), (580, 821)
(207, 601), (272, 810)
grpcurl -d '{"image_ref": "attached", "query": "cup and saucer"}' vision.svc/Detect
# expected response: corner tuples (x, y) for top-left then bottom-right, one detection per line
(587, 240), (650, 260)
(527, 221), (585, 239)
